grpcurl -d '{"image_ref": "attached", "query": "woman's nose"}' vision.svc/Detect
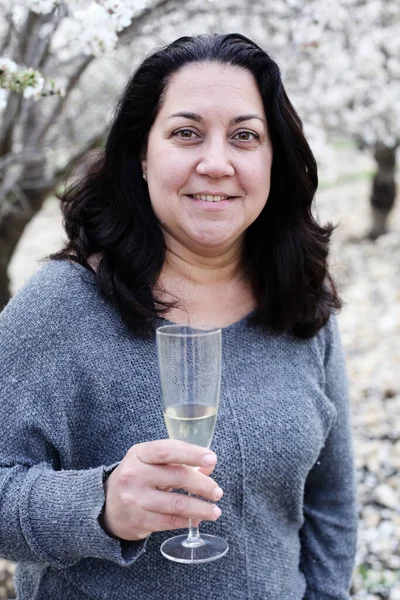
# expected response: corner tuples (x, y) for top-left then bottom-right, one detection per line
(195, 138), (235, 178)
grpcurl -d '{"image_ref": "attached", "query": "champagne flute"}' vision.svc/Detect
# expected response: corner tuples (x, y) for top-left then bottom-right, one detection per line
(156, 324), (229, 564)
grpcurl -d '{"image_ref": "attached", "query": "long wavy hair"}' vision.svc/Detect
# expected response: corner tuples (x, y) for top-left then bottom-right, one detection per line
(51, 33), (341, 338)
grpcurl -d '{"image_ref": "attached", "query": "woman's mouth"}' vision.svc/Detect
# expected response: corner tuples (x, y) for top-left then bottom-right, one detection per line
(186, 194), (236, 203)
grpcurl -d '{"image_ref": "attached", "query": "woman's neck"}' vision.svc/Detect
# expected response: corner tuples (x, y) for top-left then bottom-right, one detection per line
(156, 241), (255, 328)
(163, 238), (243, 283)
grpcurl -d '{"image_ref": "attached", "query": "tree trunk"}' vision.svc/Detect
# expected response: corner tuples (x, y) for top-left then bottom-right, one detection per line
(0, 130), (105, 310)
(0, 253), (10, 309)
(368, 142), (397, 240)
(0, 163), (54, 310)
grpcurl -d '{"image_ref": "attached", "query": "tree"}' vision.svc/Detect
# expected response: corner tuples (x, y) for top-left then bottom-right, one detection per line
(100, 0), (400, 238)
(278, 0), (399, 240)
(182, 0), (400, 238)
(1, 0), (399, 309)
(0, 0), (176, 309)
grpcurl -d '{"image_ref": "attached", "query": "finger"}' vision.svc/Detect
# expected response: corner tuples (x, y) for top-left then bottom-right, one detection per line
(135, 440), (217, 469)
(148, 465), (223, 501)
(197, 464), (216, 477)
(136, 512), (201, 535)
(192, 519), (202, 528)
(142, 512), (193, 533)
(143, 490), (222, 522)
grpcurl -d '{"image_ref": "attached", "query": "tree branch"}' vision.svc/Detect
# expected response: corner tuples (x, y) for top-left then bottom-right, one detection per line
(23, 12), (54, 68)
(0, 181), (32, 218)
(0, 93), (22, 157)
(17, 10), (39, 65)
(0, 11), (13, 56)
(0, 149), (45, 171)
(0, 168), (26, 221)
(18, 6), (68, 154)
(0, 10), (43, 158)
(15, 177), (58, 191)
(31, 4), (67, 70)
(0, 130), (103, 231)
(117, 0), (179, 45)
(30, 55), (95, 145)
(54, 131), (105, 180)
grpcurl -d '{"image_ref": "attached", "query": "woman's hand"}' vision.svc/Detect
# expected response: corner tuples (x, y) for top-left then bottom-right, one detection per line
(101, 440), (224, 541)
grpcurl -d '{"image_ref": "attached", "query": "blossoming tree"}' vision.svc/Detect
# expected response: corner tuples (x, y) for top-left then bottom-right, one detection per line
(279, 0), (399, 240)
(163, 0), (400, 239)
(0, 0), (399, 308)
(0, 0), (175, 308)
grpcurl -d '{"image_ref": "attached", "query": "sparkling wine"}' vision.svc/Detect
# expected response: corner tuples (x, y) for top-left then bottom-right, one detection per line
(164, 404), (217, 448)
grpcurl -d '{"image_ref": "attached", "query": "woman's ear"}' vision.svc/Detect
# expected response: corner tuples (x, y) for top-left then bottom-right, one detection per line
(140, 143), (147, 178)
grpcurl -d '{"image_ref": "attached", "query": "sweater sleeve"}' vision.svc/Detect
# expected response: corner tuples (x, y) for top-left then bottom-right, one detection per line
(0, 462), (148, 567)
(0, 283), (148, 568)
(299, 315), (358, 600)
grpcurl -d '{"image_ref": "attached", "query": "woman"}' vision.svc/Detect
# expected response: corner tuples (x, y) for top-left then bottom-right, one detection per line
(0, 33), (357, 599)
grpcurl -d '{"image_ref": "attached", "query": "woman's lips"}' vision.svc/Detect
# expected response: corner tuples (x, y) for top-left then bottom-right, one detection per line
(185, 194), (236, 209)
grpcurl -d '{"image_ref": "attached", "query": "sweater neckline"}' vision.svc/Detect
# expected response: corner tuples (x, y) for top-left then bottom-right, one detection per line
(59, 259), (255, 332)
(155, 310), (255, 333)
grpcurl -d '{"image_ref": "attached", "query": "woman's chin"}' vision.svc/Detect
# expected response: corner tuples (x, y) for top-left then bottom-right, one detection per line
(162, 222), (245, 257)
(185, 232), (244, 257)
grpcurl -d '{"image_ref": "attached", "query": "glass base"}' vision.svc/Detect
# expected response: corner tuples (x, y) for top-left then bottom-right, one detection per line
(160, 533), (229, 564)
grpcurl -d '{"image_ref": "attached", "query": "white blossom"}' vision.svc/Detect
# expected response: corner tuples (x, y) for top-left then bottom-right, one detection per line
(0, 57), (17, 73)
(103, 1), (136, 31)
(27, 0), (59, 14)
(0, 0), (399, 175)
(52, 4), (121, 56)
(23, 75), (44, 98)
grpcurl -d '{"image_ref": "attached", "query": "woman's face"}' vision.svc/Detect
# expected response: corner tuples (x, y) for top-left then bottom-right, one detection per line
(142, 62), (273, 257)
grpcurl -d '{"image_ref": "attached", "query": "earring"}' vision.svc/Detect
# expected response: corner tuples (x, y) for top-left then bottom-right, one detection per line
(142, 172), (147, 182)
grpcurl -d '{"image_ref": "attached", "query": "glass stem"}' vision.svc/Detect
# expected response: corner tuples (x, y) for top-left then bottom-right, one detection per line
(187, 518), (200, 543)
(182, 493), (204, 548)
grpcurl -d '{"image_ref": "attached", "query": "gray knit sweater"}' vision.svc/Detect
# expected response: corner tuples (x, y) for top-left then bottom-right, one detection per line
(0, 260), (357, 600)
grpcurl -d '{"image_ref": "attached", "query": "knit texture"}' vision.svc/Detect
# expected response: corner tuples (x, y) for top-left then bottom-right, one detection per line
(0, 260), (357, 600)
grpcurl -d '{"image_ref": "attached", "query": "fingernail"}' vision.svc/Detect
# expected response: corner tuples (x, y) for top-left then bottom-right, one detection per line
(213, 506), (221, 519)
(203, 453), (217, 466)
(214, 487), (223, 500)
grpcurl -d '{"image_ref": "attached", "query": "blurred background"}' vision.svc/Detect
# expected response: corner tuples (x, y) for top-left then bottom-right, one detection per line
(0, 1), (399, 598)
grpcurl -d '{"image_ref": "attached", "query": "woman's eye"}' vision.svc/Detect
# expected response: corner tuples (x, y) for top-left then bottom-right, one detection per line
(173, 129), (198, 139)
(234, 131), (259, 142)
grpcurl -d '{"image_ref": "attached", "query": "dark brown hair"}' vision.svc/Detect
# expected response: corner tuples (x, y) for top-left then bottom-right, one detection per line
(51, 33), (341, 338)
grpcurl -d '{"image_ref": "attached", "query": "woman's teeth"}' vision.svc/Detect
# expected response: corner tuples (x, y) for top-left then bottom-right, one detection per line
(191, 194), (229, 202)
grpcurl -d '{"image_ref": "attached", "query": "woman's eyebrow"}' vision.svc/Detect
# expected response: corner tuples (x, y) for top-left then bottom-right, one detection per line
(168, 111), (203, 122)
(230, 114), (265, 125)
(167, 111), (265, 125)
